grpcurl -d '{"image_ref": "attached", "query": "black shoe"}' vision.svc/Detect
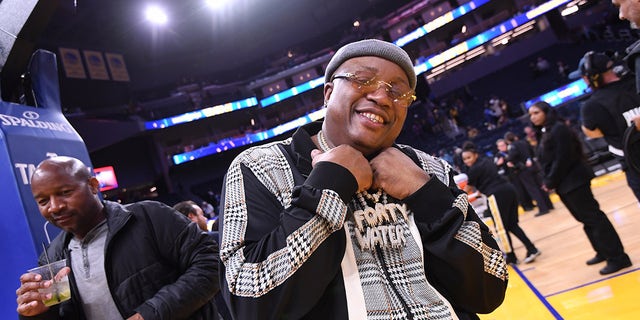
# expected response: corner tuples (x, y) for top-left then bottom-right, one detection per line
(586, 255), (606, 265)
(534, 210), (550, 217)
(523, 206), (535, 211)
(506, 252), (518, 265)
(599, 260), (632, 275)
(523, 250), (541, 264)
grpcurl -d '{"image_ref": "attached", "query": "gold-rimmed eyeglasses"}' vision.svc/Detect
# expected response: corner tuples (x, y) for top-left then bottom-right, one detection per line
(331, 72), (416, 107)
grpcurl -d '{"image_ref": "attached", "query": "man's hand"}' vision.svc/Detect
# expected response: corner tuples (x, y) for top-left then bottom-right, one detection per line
(632, 115), (640, 131)
(127, 313), (144, 320)
(369, 148), (430, 199)
(581, 125), (604, 139)
(16, 272), (49, 317)
(311, 145), (372, 192)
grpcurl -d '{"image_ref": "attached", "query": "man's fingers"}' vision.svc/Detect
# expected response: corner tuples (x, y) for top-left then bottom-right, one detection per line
(55, 267), (71, 281)
(16, 281), (44, 296)
(310, 149), (322, 158)
(16, 290), (48, 310)
(19, 273), (41, 284)
(17, 300), (38, 313)
(17, 298), (48, 317)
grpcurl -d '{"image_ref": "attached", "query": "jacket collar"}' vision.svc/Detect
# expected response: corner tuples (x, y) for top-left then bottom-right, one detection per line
(289, 121), (322, 176)
(102, 201), (133, 243)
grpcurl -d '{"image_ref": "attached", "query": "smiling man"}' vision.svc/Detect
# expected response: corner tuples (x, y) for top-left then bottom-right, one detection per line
(218, 39), (508, 320)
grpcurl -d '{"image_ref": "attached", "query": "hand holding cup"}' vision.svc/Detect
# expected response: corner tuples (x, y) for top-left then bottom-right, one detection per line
(17, 259), (71, 316)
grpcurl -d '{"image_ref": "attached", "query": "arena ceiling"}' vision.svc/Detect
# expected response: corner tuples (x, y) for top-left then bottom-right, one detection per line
(35, 0), (409, 89)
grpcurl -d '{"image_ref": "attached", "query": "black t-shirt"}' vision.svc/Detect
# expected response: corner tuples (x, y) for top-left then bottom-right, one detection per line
(580, 76), (640, 150)
(467, 156), (507, 195)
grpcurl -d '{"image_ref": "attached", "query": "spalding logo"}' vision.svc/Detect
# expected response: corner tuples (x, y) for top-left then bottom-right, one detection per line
(22, 111), (40, 120)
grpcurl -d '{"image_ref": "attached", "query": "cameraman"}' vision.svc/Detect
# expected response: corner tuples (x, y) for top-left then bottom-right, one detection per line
(612, 0), (640, 174)
(569, 51), (640, 202)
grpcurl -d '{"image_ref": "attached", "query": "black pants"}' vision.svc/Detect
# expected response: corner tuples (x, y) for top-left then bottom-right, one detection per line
(558, 183), (629, 263)
(509, 174), (534, 209)
(625, 168), (640, 203)
(492, 184), (537, 254)
(517, 168), (553, 212)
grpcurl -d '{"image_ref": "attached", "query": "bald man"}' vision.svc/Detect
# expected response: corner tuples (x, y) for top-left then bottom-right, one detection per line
(16, 156), (220, 319)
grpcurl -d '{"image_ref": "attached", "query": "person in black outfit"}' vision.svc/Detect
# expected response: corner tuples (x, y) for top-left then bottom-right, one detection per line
(569, 51), (640, 203)
(503, 132), (554, 216)
(495, 139), (535, 212)
(462, 142), (541, 265)
(528, 101), (632, 275)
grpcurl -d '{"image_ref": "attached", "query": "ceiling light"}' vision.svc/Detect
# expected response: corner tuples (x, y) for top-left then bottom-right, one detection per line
(145, 4), (168, 25)
(560, 5), (579, 16)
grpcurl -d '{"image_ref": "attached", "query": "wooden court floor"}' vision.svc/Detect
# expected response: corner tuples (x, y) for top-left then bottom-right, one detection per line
(479, 170), (640, 319)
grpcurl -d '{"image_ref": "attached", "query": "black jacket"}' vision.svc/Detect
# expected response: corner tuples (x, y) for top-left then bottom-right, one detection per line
(506, 140), (534, 173)
(536, 121), (594, 194)
(24, 200), (220, 320)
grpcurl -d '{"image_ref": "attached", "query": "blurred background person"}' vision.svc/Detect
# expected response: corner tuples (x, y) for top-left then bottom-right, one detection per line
(528, 101), (632, 275)
(462, 141), (541, 265)
(569, 51), (640, 203)
(504, 132), (554, 216)
(495, 138), (535, 212)
(174, 200), (211, 232)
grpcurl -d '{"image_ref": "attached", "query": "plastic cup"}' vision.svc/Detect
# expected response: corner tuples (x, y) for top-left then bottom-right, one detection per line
(28, 259), (71, 307)
(454, 173), (468, 190)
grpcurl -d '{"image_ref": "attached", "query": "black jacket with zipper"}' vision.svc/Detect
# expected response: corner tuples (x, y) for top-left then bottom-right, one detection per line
(22, 200), (220, 320)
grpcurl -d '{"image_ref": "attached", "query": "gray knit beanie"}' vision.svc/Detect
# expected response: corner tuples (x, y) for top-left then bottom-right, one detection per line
(324, 39), (416, 90)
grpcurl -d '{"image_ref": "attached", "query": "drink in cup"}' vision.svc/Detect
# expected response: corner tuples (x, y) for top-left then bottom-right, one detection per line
(454, 173), (468, 191)
(28, 259), (71, 307)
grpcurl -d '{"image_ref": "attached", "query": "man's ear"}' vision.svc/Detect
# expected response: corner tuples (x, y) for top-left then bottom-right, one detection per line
(323, 82), (333, 105)
(88, 177), (100, 194)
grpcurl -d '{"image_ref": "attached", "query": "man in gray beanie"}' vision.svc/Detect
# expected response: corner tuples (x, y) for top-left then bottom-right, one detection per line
(219, 39), (507, 320)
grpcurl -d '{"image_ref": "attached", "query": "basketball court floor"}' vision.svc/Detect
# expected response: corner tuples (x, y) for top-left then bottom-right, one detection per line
(479, 170), (639, 319)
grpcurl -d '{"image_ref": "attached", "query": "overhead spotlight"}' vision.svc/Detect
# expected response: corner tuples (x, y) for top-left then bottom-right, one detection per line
(353, 20), (361, 28)
(461, 25), (467, 33)
(145, 4), (168, 25)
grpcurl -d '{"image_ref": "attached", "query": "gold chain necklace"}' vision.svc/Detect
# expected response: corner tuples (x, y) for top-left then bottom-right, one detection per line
(316, 130), (333, 152)
(358, 189), (383, 204)
(318, 130), (385, 207)
(315, 131), (407, 250)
